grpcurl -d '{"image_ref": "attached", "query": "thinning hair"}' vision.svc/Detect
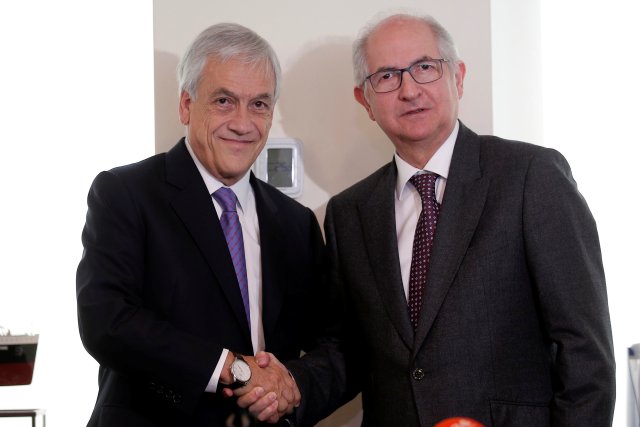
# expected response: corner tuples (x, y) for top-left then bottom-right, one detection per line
(177, 22), (282, 100)
(352, 13), (460, 87)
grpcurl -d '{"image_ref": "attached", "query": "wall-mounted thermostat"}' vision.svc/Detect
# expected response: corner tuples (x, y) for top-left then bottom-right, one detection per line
(253, 138), (303, 198)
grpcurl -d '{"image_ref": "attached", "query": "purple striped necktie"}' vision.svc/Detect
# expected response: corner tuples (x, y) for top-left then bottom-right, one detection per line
(213, 187), (250, 327)
(407, 172), (440, 329)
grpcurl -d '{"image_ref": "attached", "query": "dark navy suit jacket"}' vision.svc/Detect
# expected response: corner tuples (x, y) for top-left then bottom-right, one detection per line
(77, 139), (325, 426)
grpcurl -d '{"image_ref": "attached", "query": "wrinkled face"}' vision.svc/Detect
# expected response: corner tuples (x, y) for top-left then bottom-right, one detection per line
(354, 18), (465, 166)
(179, 56), (275, 186)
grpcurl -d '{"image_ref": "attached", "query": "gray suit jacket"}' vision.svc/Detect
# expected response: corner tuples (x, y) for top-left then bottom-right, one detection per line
(288, 122), (615, 426)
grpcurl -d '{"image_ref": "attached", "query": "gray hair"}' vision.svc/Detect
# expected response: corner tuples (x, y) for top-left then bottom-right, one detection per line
(352, 13), (460, 87)
(177, 22), (282, 100)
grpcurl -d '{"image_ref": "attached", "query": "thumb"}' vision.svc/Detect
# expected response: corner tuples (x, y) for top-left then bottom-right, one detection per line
(254, 351), (272, 368)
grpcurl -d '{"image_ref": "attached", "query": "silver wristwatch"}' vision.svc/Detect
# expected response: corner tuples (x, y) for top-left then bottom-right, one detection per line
(230, 353), (251, 387)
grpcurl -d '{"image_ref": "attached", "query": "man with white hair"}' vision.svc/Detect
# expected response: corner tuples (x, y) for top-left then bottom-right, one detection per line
(77, 22), (319, 426)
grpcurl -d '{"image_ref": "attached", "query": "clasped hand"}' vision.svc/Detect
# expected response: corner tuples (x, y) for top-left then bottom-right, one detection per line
(223, 351), (299, 423)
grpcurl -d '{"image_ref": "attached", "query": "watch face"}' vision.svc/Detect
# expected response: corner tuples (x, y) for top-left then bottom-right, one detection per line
(231, 358), (251, 383)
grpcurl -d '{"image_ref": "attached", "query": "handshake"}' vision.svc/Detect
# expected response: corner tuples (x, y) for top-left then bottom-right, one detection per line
(219, 352), (487, 427)
(221, 351), (299, 424)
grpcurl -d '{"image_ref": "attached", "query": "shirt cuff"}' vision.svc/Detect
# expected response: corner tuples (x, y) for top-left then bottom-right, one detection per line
(205, 348), (230, 393)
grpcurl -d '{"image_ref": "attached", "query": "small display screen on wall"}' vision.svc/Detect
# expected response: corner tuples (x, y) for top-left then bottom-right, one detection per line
(267, 148), (293, 187)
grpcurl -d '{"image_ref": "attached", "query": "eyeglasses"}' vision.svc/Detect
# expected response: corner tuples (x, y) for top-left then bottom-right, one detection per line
(364, 59), (449, 93)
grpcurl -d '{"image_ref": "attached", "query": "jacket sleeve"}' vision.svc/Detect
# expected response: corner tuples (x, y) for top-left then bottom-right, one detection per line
(286, 197), (363, 426)
(76, 170), (218, 414)
(522, 148), (615, 425)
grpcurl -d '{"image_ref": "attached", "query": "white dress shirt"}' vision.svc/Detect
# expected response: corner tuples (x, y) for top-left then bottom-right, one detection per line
(394, 121), (459, 300)
(185, 140), (264, 393)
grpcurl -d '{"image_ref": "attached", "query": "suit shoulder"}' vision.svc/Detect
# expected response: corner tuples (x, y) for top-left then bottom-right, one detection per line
(474, 134), (569, 172)
(86, 153), (169, 205)
(477, 133), (561, 158)
(330, 162), (394, 205)
(462, 134), (576, 193)
(108, 152), (167, 180)
(92, 140), (192, 190)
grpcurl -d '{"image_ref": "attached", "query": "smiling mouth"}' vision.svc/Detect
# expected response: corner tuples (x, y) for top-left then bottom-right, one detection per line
(222, 138), (253, 144)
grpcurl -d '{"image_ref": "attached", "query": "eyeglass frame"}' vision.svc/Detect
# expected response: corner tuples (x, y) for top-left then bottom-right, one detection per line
(364, 58), (450, 94)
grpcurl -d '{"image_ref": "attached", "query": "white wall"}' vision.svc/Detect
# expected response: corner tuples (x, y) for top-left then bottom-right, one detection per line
(3, 1), (635, 426)
(492, 1), (640, 425)
(491, 0), (542, 144)
(539, 2), (640, 425)
(0, 2), (154, 425)
(153, 0), (493, 226)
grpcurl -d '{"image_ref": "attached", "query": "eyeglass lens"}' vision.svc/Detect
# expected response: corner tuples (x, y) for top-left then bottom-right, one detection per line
(369, 60), (444, 93)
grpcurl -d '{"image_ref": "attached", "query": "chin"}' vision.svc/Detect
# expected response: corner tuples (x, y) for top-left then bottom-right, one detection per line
(404, 131), (435, 142)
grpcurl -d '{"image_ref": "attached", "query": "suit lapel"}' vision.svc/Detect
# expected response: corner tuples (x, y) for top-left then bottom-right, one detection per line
(413, 124), (489, 349)
(358, 163), (414, 348)
(165, 140), (252, 341)
(251, 174), (286, 342)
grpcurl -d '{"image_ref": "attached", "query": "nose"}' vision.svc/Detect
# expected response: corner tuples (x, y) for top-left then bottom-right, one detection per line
(227, 107), (253, 135)
(397, 69), (421, 100)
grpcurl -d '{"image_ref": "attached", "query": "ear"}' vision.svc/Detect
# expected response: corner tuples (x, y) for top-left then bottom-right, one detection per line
(454, 61), (466, 99)
(354, 86), (376, 122)
(178, 90), (192, 125)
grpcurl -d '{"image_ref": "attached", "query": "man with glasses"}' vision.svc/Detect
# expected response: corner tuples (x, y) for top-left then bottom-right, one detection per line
(238, 13), (615, 426)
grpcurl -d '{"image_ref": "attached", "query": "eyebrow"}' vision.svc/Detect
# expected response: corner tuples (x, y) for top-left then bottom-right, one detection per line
(209, 88), (274, 102)
(372, 56), (434, 73)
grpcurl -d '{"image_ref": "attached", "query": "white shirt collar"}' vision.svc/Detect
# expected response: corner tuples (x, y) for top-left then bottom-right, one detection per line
(184, 138), (252, 212)
(395, 120), (459, 200)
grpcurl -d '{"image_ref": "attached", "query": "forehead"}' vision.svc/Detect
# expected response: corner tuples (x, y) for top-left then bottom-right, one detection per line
(365, 19), (440, 70)
(199, 55), (275, 97)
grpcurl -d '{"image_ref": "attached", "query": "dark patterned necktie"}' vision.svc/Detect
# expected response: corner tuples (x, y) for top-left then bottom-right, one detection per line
(213, 187), (250, 327)
(407, 172), (440, 329)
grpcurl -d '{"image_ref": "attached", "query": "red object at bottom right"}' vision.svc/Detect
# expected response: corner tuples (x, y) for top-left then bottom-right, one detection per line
(434, 417), (485, 427)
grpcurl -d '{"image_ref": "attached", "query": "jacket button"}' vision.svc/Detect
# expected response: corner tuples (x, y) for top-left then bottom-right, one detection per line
(412, 368), (425, 380)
